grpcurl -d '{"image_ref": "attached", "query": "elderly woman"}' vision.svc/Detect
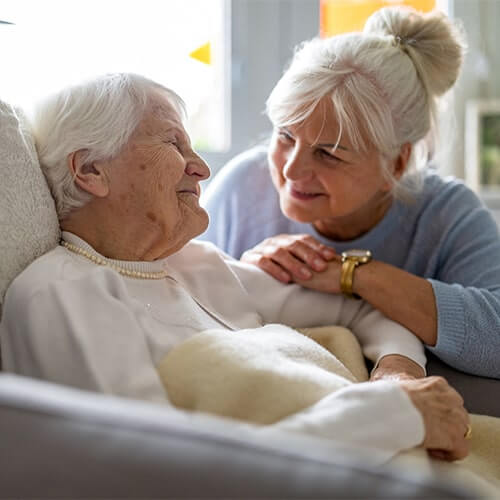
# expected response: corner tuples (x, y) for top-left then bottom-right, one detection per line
(201, 7), (500, 379)
(0, 73), (469, 462)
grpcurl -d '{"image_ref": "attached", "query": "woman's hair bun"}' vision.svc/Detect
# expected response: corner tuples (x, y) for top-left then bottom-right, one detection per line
(363, 6), (467, 97)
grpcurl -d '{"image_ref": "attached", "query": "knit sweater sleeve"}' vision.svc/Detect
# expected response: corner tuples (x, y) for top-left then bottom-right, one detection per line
(424, 182), (500, 378)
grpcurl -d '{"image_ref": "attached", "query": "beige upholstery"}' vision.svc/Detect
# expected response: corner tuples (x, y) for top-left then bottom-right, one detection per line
(0, 100), (60, 311)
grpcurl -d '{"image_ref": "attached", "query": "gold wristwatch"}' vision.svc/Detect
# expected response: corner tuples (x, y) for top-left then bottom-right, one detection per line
(340, 249), (372, 299)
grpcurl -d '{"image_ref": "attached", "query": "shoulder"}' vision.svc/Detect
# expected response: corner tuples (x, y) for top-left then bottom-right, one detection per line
(4, 246), (123, 309)
(420, 171), (483, 208)
(413, 171), (499, 242)
(170, 240), (234, 268)
(219, 145), (269, 177)
(203, 145), (271, 198)
(408, 171), (490, 225)
(170, 240), (273, 286)
(200, 145), (284, 255)
(7, 247), (69, 299)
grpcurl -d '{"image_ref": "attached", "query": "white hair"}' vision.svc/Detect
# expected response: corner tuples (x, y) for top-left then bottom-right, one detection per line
(266, 7), (467, 201)
(30, 73), (186, 220)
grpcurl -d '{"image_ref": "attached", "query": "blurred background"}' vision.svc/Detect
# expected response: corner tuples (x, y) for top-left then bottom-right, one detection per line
(0, 0), (499, 209)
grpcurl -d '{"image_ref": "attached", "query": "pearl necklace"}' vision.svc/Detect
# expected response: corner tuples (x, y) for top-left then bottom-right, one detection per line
(61, 240), (168, 280)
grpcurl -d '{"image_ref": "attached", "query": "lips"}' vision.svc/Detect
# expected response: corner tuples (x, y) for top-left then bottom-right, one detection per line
(287, 185), (324, 201)
(177, 187), (200, 197)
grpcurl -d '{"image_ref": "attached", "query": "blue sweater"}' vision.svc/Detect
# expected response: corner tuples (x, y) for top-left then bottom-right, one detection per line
(200, 146), (500, 378)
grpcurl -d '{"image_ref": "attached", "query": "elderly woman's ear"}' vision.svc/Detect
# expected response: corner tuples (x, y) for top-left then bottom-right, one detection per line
(67, 150), (110, 197)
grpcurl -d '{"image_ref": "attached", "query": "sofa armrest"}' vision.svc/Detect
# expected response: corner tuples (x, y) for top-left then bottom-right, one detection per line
(427, 352), (500, 417)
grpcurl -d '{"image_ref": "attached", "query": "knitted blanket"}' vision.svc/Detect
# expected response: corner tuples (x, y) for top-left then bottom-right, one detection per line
(157, 324), (500, 494)
(159, 324), (365, 424)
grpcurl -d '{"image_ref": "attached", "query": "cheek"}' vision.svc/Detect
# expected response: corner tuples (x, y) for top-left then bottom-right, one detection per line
(268, 146), (285, 186)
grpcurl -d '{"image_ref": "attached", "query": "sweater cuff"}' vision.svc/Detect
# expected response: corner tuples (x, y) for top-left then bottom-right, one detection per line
(427, 280), (466, 363)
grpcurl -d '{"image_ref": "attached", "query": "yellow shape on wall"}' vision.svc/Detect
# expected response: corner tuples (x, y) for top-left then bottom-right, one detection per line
(320, 0), (436, 37)
(189, 42), (211, 65)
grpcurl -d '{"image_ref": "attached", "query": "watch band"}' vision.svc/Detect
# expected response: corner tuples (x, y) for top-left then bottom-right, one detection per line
(340, 259), (360, 299)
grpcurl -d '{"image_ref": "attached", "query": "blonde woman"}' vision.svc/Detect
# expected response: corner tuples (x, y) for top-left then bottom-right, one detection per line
(202, 7), (500, 379)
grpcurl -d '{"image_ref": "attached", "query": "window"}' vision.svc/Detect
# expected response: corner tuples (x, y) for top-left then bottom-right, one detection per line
(320, 0), (448, 37)
(0, 0), (230, 152)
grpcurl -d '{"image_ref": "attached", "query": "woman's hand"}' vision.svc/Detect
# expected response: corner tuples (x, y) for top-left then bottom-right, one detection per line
(242, 234), (439, 346)
(241, 234), (337, 284)
(371, 354), (426, 381)
(399, 376), (470, 461)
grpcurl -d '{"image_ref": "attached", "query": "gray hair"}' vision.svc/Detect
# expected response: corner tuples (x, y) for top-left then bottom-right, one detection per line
(266, 7), (466, 201)
(30, 73), (186, 220)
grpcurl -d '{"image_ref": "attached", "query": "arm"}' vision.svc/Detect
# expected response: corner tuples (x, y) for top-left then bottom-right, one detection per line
(227, 258), (426, 373)
(242, 238), (437, 344)
(241, 187), (500, 378)
(343, 189), (500, 378)
(269, 377), (468, 464)
(0, 269), (169, 404)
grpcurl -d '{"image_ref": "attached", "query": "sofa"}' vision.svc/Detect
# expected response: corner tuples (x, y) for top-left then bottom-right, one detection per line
(0, 100), (497, 499)
(0, 374), (485, 499)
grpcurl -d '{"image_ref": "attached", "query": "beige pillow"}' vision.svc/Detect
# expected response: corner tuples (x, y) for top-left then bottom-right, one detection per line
(0, 100), (60, 312)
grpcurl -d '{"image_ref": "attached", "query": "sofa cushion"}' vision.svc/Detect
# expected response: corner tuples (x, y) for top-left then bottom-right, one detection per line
(0, 101), (60, 310)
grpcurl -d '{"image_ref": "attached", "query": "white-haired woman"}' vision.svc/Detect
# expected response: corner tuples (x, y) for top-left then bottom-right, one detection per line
(0, 73), (470, 462)
(202, 7), (500, 379)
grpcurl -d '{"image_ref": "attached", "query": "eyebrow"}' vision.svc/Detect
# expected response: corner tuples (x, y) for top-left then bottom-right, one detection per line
(280, 127), (350, 152)
(315, 142), (350, 151)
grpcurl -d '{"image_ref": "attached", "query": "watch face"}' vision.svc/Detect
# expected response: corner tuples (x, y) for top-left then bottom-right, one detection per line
(343, 249), (372, 259)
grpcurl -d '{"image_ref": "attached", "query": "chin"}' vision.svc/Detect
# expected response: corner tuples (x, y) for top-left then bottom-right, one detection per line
(198, 215), (210, 236)
(281, 203), (316, 224)
(191, 211), (210, 239)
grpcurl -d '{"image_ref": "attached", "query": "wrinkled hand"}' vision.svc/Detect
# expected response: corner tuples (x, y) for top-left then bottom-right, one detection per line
(399, 376), (470, 461)
(241, 234), (339, 292)
(371, 354), (426, 381)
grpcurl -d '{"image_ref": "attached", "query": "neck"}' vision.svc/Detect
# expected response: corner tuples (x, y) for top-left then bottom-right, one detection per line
(313, 192), (393, 242)
(61, 201), (166, 261)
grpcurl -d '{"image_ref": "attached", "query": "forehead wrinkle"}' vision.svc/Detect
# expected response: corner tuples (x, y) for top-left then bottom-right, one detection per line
(140, 117), (180, 139)
(143, 97), (183, 133)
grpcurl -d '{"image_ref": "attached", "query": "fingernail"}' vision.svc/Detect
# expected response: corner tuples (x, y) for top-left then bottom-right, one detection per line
(300, 268), (312, 279)
(323, 249), (335, 258)
(313, 258), (326, 270)
(280, 272), (291, 282)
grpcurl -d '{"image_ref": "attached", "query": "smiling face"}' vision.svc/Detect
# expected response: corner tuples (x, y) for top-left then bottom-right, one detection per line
(98, 91), (210, 259)
(268, 97), (397, 240)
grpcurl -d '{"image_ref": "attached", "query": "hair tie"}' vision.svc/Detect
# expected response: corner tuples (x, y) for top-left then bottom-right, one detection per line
(395, 35), (417, 47)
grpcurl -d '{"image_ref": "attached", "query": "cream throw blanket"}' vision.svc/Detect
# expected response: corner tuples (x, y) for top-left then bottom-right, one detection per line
(159, 325), (366, 424)
(158, 325), (499, 494)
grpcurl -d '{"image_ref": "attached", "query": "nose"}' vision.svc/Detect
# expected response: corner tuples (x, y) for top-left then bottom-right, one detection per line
(282, 145), (313, 181)
(186, 153), (211, 181)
